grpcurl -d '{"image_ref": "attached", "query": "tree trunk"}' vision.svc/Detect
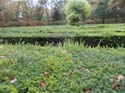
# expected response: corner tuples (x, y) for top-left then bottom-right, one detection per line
(102, 18), (105, 24)
(115, 14), (118, 23)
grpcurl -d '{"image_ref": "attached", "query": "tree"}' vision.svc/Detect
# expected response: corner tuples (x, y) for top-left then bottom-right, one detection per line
(0, 0), (9, 21)
(28, 0), (34, 18)
(108, 0), (125, 22)
(38, 0), (49, 21)
(51, 0), (66, 21)
(88, 0), (100, 18)
(15, 0), (36, 20)
(108, 0), (125, 9)
(65, 0), (91, 25)
(95, 0), (109, 23)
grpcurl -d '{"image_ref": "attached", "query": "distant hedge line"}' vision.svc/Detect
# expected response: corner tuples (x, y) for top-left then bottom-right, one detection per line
(0, 20), (66, 27)
(0, 18), (125, 27)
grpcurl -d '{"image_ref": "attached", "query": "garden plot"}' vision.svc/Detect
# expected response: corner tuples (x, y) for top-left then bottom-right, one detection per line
(0, 44), (125, 92)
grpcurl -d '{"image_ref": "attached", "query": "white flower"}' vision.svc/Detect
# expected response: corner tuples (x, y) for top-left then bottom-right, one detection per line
(118, 74), (124, 82)
(10, 78), (17, 84)
(85, 69), (90, 73)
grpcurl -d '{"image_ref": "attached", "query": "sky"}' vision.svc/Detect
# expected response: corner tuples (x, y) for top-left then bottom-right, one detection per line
(33, 0), (38, 4)
(11, 0), (56, 8)
(29, 0), (38, 5)
(11, 0), (38, 5)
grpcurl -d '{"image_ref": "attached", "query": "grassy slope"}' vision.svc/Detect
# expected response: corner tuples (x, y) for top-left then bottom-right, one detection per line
(0, 44), (125, 92)
(0, 24), (125, 37)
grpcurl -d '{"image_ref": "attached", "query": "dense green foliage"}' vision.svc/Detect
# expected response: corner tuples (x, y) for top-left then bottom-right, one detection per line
(0, 44), (125, 92)
(65, 0), (91, 25)
(0, 24), (125, 37)
(94, 0), (109, 23)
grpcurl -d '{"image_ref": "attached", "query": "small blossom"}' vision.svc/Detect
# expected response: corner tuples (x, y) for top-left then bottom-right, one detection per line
(118, 74), (124, 82)
(61, 49), (67, 54)
(77, 67), (90, 72)
(10, 78), (17, 84)
(85, 69), (90, 73)
(43, 72), (49, 78)
(39, 82), (45, 87)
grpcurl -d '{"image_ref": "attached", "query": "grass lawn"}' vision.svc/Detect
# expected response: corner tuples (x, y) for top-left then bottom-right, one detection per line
(0, 44), (125, 92)
(0, 24), (125, 38)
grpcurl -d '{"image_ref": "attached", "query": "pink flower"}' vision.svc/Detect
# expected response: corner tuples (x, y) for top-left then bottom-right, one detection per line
(10, 78), (17, 84)
(118, 74), (124, 82)
(38, 82), (45, 87)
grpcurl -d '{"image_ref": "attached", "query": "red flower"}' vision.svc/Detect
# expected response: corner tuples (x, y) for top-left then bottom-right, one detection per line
(38, 82), (45, 87)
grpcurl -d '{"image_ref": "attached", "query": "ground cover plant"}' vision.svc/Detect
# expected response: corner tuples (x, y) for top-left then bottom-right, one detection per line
(0, 43), (125, 93)
(0, 24), (125, 38)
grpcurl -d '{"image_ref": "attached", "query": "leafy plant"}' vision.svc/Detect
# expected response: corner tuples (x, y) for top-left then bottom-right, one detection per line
(65, 0), (91, 25)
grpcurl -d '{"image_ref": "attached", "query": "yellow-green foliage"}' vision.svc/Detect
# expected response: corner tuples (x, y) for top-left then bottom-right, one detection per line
(65, 0), (91, 25)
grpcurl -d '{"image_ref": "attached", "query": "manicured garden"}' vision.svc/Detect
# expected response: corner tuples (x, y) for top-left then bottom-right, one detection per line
(0, 24), (125, 92)
(0, 24), (125, 37)
(0, 44), (125, 93)
(1, 0), (125, 92)
(0, 24), (125, 47)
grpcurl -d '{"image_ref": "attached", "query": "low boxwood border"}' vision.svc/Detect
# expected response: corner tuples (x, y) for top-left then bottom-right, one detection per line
(0, 36), (125, 47)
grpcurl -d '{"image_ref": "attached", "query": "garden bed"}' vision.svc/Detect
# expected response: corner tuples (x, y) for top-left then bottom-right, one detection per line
(0, 44), (125, 92)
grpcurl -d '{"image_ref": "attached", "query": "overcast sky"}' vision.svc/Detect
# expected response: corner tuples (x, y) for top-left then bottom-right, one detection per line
(11, 0), (55, 8)
(11, 0), (38, 5)
(33, 0), (38, 3)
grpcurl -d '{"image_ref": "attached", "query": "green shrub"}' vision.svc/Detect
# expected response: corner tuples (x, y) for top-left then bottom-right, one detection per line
(65, 0), (91, 25)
